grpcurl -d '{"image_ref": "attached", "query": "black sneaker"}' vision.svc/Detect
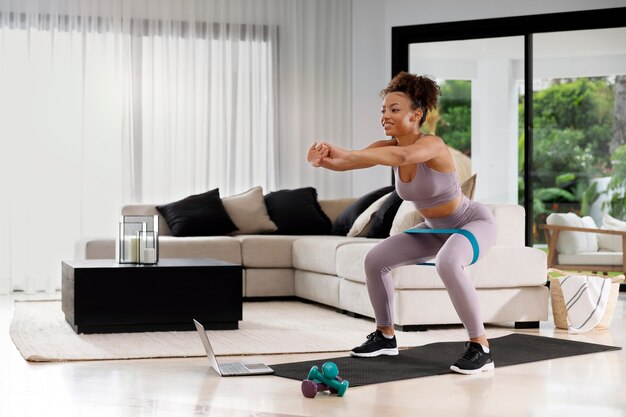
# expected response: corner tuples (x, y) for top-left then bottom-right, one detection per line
(350, 330), (399, 357)
(450, 341), (495, 375)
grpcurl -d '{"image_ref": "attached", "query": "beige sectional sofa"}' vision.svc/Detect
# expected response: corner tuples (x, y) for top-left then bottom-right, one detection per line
(76, 198), (549, 331)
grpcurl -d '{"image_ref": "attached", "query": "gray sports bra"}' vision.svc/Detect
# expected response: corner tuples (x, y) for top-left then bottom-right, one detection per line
(393, 163), (461, 210)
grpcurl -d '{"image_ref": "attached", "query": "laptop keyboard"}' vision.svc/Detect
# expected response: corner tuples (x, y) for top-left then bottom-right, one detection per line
(220, 363), (250, 374)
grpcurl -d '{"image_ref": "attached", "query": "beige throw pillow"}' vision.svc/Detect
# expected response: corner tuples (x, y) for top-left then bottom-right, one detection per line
(461, 173), (477, 200)
(449, 146), (472, 184)
(389, 173), (478, 235)
(389, 200), (424, 235)
(347, 192), (392, 237)
(222, 186), (278, 235)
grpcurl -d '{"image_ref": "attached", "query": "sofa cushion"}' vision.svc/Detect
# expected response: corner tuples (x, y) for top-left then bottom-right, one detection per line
(348, 192), (392, 237)
(295, 270), (340, 308)
(235, 235), (303, 268)
(222, 186), (278, 235)
(389, 200), (424, 236)
(319, 198), (358, 224)
(460, 245), (547, 288)
(293, 236), (375, 276)
(366, 191), (403, 238)
(331, 186), (394, 235)
(74, 237), (116, 260)
(264, 187), (332, 235)
(244, 268), (295, 297)
(490, 204), (525, 246)
(156, 188), (238, 237)
(340, 279), (548, 326)
(558, 250), (623, 266)
(157, 235), (241, 264)
(336, 242), (546, 289)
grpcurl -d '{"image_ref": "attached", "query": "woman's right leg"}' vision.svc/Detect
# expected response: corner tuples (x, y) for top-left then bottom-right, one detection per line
(364, 228), (444, 330)
(350, 229), (444, 357)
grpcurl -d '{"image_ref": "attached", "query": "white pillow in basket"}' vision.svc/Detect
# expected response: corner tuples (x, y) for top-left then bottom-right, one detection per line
(546, 212), (597, 254)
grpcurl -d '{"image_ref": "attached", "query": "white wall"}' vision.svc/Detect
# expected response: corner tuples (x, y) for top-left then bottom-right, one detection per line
(350, 0), (389, 196)
(470, 57), (520, 203)
(350, 0), (626, 197)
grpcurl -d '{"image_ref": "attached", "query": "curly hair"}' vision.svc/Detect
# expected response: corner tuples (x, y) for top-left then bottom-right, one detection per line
(380, 72), (441, 126)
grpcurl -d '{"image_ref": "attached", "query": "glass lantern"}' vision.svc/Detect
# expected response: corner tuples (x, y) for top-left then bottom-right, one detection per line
(116, 215), (159, 264)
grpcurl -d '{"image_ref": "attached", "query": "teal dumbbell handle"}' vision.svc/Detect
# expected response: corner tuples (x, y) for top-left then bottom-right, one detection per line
(335, 379), (349, 397)
(307, 365), (319, 381)
(307, 365), (349, 397)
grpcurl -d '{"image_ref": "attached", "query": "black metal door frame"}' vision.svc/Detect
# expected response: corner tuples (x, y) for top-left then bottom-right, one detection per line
(390, 7), (626, 246)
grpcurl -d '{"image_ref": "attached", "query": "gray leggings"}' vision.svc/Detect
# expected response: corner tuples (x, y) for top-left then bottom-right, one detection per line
(364, 197), (497, 338)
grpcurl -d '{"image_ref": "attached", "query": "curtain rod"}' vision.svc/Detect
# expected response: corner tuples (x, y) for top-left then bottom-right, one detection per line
(0, 12), (273, 40)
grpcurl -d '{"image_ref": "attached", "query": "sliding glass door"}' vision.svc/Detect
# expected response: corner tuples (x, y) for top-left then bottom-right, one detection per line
(531, 27), (626, 243)
(392, 8), (626, 246)
(410, 36), (524, 205)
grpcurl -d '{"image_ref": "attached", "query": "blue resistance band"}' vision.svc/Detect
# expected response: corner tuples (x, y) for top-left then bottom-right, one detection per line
(403, 228), (480, 266)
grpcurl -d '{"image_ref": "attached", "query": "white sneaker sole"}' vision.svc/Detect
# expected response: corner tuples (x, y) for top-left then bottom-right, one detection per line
(449, 361), (495, 375)
(350, 348), (399, 358)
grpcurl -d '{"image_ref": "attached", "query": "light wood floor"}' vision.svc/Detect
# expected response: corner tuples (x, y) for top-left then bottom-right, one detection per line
(2, 292), (625, 417)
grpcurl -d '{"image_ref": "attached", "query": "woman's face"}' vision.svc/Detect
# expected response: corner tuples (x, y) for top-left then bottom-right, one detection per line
(380, 92), (421, 137)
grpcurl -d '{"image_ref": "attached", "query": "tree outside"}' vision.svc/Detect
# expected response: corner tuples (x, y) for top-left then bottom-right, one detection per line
(434, 76), (626, 245)
(522, 76), (626, 244)
(428, 80), (472, 155)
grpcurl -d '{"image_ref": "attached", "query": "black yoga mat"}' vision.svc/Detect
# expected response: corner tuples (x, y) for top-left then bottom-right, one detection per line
(271, 333), (620, 387)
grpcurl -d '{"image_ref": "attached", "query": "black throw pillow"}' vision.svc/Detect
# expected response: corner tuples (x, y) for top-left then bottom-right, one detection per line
(264, 187), (332, 235)
(367, 191), (403, 239)
(331, 185), (395, 236)
(156, 188), (238, 237)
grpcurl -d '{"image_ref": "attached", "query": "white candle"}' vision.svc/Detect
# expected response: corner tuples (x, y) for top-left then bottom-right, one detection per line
(125, 236), (139, 262)
(142, 248), (156, 264)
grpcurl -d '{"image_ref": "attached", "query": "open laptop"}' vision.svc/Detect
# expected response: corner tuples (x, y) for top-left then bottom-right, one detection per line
(193, 319), (274, 376)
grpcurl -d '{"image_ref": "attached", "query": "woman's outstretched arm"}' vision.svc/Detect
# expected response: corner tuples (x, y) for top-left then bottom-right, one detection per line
(307, 138), (396, 171)
(312, 136), (446, 170)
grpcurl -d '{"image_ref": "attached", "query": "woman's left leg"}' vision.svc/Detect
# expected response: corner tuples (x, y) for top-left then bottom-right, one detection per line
(434, 217), (496, 339)
(432, 201), (497, 374)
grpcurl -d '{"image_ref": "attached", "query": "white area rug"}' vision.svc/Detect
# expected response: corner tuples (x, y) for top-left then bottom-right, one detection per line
(10, 300), (512, 362)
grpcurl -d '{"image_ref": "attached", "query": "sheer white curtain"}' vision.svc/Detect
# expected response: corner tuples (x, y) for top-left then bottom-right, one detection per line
(0, 2), (130, 293)
(273, 0), (353, 196)
(134, 3), (279, 203)
(0, 0), (352, 293)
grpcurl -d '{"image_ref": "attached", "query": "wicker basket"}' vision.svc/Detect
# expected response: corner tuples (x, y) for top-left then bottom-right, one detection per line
(549, 268), (624, 331)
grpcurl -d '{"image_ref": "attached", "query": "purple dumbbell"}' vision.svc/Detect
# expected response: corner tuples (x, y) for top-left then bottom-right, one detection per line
(301, 379), (333, 398)
(301, 362), (348, 398)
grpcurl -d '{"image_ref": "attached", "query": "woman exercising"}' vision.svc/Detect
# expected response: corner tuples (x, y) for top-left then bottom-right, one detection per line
(307, 72), (497, 375)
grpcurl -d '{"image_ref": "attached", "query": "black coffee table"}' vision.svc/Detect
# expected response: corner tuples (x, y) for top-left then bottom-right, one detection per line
(62, 258), (242, 334)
